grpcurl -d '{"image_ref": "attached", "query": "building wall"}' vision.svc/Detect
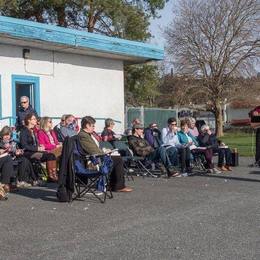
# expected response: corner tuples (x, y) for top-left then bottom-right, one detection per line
(0, 44), (125, 133)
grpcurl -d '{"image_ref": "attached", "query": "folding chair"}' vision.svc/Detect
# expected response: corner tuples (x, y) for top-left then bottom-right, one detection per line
(125, 140), (160, 178)
(99, 141), (114, 150)
(112, 140), (135, 181)
(31, 159), (48, 181)
(99, 141), (135, 180)
(190, 151), (207, 173)
(72, 139), (113, 203)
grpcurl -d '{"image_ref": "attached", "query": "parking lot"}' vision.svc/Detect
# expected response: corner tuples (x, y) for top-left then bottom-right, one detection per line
(1, 157), (260, 260)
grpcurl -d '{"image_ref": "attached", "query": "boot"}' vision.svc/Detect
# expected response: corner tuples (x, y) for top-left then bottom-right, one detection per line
(46, 160), (58, 182)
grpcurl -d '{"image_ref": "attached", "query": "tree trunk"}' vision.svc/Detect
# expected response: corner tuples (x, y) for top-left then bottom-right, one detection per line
(56, 7), (67, 27)
(215, 102), (223, 137)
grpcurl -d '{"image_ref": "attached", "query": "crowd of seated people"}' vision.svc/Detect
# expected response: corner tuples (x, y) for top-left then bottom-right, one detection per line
(198, 124), (232, 171)
(0, 96), (235, 201)
(128, 123), (179, 177)
(178, 119), (221, 174)
(101, 118), (121, 142)
(162, 117), (191, 176)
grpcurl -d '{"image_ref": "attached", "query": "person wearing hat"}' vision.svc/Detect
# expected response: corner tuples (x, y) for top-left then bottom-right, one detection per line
(128, 124), (179, 177)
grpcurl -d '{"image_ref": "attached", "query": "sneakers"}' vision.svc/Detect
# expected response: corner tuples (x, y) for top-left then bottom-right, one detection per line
(167, 169), (180, 177)
(213, 168), (222, 174)
(17, 181), (32, 188)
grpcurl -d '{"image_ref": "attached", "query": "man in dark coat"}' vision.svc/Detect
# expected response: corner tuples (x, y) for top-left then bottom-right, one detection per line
(128, 124), (179, 177)
(16, 96), (38, 131)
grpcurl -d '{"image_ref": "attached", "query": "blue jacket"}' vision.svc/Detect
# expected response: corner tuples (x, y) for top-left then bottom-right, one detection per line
(144, 128), (162, 148)
(177, 131), (199, 146)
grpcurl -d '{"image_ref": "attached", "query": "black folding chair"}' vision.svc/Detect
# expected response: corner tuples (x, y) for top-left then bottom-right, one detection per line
(124, 139), (160, 178)
(31, 159), (48, 181)
(99, 140), (135, 180)
(99, 141), (115, 150)
(72, 139), (113, 203)
(190, 151), (207, 173)
(112, 140), (135, 181)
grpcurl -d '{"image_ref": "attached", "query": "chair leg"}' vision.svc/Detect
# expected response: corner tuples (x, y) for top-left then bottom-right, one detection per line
(123, 162), (134, 181)
(73, 175), (113, 203)
(137, 161), (158, 178)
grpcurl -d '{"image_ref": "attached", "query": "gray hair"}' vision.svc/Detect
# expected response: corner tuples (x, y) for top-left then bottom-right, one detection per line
(20, 96), (29, 102)
(201, 124), (209, 132)
(189, 117), (196, 124)
(105, 118), (114, 128)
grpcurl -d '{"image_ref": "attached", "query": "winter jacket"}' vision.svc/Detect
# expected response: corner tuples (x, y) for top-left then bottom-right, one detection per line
(37, 130), (59, 151)
(16, 105), (38, 132)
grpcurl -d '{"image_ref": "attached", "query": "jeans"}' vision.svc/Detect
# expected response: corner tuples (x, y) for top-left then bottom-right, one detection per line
(177, 147), (191, 172)
(0, 155), (15, 184)
(214, 148), (232, 167)
(148, 146), (177, 169)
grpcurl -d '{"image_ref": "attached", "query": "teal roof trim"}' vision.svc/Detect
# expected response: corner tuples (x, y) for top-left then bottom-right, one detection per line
(0, 15), (164, 61)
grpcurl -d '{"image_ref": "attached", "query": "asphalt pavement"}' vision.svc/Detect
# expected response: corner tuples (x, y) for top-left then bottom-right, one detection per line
(1, 157), (260, 260)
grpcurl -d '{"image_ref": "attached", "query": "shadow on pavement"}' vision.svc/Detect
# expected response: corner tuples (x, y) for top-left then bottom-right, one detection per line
(248, 170), (260, 175)
(13, 187), (58, 202)
(199, 174), (260, 183)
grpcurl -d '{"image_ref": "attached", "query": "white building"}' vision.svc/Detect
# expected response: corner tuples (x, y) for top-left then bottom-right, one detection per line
(0, 16), (163, 133)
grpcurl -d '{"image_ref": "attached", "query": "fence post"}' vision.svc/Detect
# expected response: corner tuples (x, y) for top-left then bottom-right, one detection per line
(125, 105), (128, 129)
(176, 106), (179, 125)
(140, 106), (144, 125)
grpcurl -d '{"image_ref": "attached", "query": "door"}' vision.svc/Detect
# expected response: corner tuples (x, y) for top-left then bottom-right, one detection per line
(15, 83), (35, 115)
(12, 75), (40, 124)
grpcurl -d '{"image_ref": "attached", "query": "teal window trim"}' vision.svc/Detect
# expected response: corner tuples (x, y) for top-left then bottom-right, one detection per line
(11, 75), (40, 124)
(0, 75), (2, 119)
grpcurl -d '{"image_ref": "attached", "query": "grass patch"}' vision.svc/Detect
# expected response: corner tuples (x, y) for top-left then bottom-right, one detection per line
(220, 131), (256, 157)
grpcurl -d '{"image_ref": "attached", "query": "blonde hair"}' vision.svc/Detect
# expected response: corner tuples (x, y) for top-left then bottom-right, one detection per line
(40, 117), (52, 132)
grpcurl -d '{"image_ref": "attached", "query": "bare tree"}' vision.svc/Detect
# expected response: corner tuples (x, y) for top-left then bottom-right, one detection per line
(165, 0), (260, 136)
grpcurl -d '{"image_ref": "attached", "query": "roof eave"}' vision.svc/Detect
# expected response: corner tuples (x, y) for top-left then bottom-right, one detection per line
(0, 15), (164, 62)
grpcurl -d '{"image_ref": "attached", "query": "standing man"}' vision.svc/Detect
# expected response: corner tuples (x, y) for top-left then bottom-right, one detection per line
(16, 96), (38, 132)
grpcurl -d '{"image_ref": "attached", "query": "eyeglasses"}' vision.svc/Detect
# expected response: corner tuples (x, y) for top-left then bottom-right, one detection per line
(20, 101), (28, 104)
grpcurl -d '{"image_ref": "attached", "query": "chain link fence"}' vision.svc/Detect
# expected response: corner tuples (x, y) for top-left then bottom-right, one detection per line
(125, 106), (178, 129)
(125, 106), (216, 130)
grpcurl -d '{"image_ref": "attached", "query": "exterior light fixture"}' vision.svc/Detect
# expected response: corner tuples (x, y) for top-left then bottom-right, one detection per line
(23, 48), (30, 59)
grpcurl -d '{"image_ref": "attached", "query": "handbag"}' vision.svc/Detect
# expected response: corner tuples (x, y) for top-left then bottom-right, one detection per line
(0, 185), (8, 200)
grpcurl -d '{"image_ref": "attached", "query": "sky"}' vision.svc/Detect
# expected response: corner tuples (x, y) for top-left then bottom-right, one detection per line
(148, 0), (175, 47)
